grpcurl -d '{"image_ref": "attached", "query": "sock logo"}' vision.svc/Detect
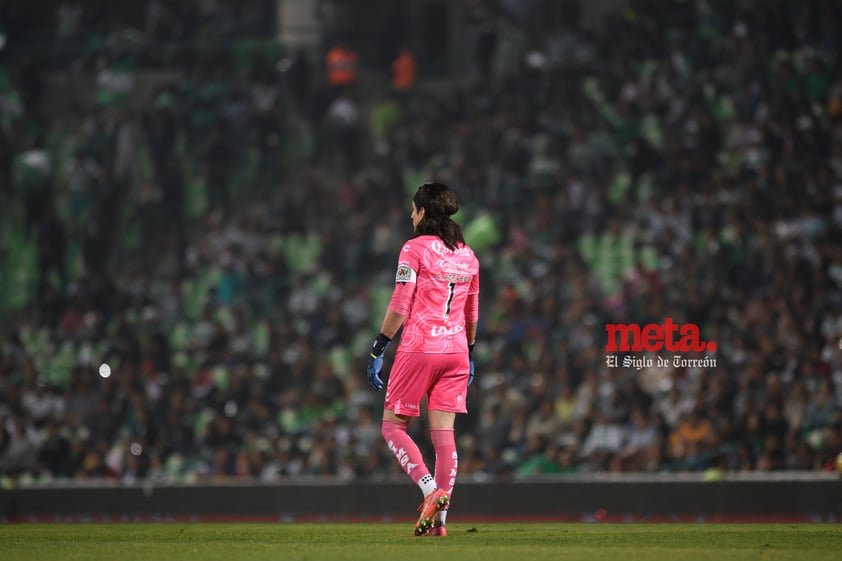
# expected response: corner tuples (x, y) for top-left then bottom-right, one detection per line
(447, 454), (458, 493)
(387, 440), (418, 474)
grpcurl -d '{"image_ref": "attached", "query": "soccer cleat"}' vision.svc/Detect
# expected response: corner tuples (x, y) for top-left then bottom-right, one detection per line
(424, 521), (447, 537)
(413, 488), (449, 536)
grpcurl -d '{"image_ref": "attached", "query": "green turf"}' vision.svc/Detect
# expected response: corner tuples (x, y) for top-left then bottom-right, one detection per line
(0, 523), (840, 561)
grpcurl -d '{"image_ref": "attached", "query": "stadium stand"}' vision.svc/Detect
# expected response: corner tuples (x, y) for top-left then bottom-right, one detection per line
(0, 0), (841, 486)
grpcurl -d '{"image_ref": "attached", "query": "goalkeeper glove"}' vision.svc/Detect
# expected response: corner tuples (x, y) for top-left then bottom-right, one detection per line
(367, 333), (391, 391)
(468, 343), (475, 387)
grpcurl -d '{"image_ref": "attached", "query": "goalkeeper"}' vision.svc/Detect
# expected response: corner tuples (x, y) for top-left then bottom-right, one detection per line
(367, 182), (480, 537)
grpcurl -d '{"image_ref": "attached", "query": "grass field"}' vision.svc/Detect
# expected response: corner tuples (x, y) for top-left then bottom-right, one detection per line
(1, 523), (841, 561)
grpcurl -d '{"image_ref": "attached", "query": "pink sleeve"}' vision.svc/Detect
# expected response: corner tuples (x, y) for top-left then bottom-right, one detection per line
(388, 281), (416, 316)
(465, 291), (479, 323)
(388, 242), (419, 316)
(465, 271), (479, 322)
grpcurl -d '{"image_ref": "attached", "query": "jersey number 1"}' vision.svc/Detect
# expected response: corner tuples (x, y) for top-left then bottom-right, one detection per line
(443, 282), (455, 318)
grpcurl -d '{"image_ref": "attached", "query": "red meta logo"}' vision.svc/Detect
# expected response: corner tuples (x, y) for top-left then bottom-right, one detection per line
(605, 318), (716, 352)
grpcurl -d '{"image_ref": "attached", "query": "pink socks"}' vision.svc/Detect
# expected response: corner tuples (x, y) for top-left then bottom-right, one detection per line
(381, 420), (432, 486)
(430, 428), (457, 496)
(381, 420), (459, 507)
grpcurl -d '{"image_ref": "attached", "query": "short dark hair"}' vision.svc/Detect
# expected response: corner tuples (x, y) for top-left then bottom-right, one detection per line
(413, 182), (465, 251)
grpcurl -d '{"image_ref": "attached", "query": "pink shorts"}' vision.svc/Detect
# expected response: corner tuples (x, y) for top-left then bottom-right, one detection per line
(384, 351), (470, 416)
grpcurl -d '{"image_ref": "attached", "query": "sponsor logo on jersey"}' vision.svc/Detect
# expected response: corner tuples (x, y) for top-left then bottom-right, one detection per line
(430, 325), (464, 337)
(430, 240), (474, 256)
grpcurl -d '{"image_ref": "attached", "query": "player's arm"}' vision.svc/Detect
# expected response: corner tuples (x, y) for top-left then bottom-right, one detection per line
(466, 320), (477, 347)
(367, 304), (407, 392)
(367, 306), (404, 392)
(465, 272), (479, 385)
(378, 308), (405, 339)
(465, 271), (480, 346)
(367, 249), (418, 391)
(377, 267), (416, 337)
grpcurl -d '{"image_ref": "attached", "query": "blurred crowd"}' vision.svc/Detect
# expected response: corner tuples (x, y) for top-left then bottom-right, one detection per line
(1, 0), (842, 485)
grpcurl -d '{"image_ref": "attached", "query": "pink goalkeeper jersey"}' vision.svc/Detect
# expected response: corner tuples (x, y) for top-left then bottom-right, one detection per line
(388, 235), (480, 354)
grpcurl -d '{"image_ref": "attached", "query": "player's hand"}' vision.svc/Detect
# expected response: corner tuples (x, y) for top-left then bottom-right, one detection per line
(468, 343), (475, 387)
(367, 333), (391, 391)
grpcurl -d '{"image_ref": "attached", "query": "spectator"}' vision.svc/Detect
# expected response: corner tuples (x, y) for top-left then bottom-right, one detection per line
(324, 39), (359, 94)
(668, 408), (718, 469)
(390, 45), (418, 106)
(581, 411), (626, 470)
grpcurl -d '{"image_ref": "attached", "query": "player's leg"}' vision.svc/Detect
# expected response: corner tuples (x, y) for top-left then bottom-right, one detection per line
(428, 410), (456, 536)
(429, 409), (457, 494)
(425, 353), (470, 535)
(380, 352), (445, 535)
(389, 409), (449, 535)
(381, 408), (437, 497)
